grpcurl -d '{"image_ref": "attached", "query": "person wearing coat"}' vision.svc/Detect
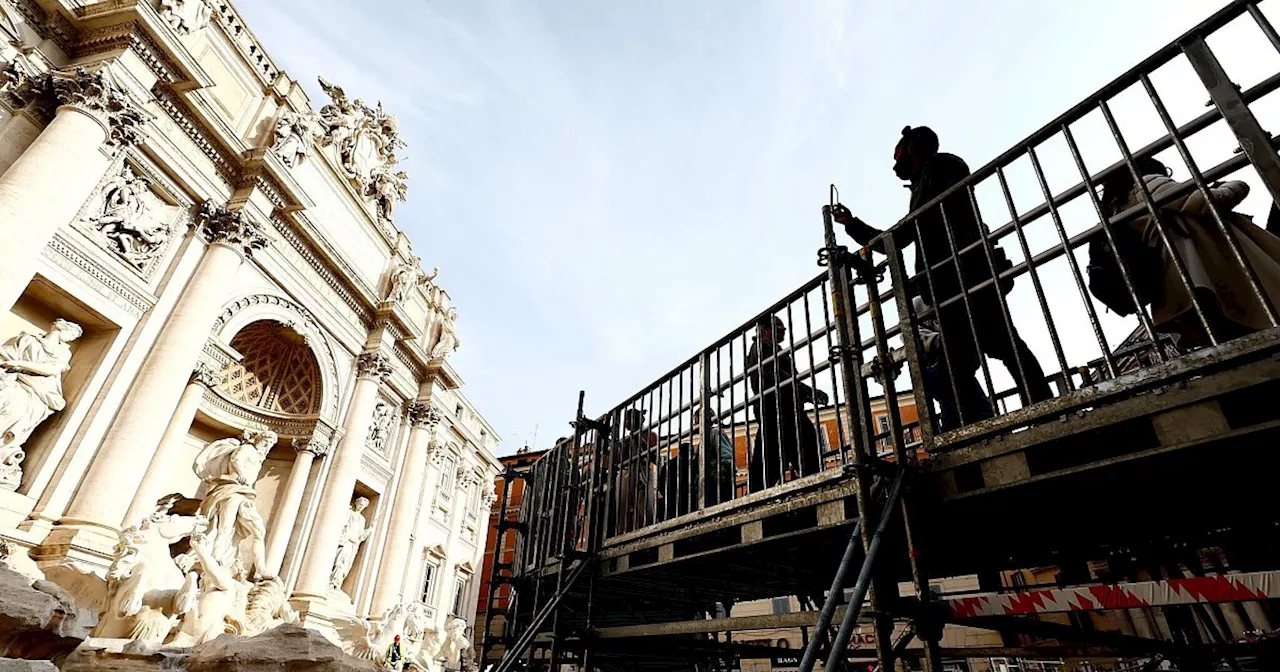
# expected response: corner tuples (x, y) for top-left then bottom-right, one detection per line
(1102, 157), (1280, 349)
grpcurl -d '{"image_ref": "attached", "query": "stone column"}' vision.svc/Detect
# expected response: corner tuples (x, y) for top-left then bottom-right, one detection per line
(293, 352), (392, 598)
(62, 205), (269, 530)
(0, 66), (147, 311)
(123, 362), (224, 524)
(264, 437), (330, 576)
(370, 402), (440, 613)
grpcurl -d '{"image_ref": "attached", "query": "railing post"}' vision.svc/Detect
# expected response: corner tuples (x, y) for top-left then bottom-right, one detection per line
(698, 352), (710, 512)
(883, 236), (936, 449)
(820, 204), (894, 672)
(1183, 35), (1280, 207)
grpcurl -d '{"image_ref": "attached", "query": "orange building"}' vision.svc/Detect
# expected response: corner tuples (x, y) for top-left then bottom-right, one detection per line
(475, 446), (547, 664)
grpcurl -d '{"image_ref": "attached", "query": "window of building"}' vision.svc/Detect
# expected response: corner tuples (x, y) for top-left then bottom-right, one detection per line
(420, 561), (439, 603)
(817, 424), (831, 456)
(439, 454), (457, 501)
(771, 597), (791, 615)
(452, 575), (470, 616)
(876, 415), (891, 453)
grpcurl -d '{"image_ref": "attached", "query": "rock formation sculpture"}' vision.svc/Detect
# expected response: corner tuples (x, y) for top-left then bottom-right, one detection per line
(329, 497), (374, 592)
(0, 319), (81, 491)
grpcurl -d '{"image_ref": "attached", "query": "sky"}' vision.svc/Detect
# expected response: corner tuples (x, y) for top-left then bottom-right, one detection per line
(234, 0), (1277, 454)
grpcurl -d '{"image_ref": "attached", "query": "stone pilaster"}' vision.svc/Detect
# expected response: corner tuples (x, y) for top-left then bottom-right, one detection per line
(0, 65), (149, 311)
(294, 352), (392, 598)
(62, 204), (269, 539)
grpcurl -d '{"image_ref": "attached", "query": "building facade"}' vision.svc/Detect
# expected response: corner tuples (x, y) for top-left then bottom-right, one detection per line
(0, 0), (498, 668)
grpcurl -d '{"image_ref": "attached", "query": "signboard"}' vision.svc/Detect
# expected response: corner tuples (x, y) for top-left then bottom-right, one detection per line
(770, 653), (874, 671)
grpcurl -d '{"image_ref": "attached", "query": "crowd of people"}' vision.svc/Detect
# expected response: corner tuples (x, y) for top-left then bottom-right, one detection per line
(599, 124), (1280, 535)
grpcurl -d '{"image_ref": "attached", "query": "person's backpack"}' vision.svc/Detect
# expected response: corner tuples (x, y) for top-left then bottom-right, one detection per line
(1087, 220), (1162, 317)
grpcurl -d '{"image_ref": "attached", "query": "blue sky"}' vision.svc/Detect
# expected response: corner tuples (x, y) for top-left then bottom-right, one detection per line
(237, 0), (1266, 453)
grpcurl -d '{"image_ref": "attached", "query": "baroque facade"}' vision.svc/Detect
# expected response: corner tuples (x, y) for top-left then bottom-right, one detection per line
(0, 0), (499, 668)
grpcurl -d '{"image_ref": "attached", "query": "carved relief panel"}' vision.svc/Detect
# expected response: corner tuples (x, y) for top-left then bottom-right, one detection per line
(73, 158), (187, 279)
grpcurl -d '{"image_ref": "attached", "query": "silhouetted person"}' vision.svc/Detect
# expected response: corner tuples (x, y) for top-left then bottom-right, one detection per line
(832, 126), (1052, 427)
(747, 316), (828, 492)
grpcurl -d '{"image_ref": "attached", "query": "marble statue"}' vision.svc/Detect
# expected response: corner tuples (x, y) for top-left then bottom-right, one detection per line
(329, 496), (374, 592)
(271, 109), (316, 168)
(368, 164), (408, 226)
(315, 77), (407, 202)
(387, 259), (437, 304)
(0, 318), (81, 491)
(332, 601), (438, 669)
(86, 166), (169, 269)
(160, 0), (212, 35)
(430, 308), (460, 360)
(192, 429), (277, 581)
(439, 616), (470, 663)
(366, 401), (397, 456)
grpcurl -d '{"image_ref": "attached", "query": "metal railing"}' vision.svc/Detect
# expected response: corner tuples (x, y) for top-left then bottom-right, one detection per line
(512, 0), (1280, 575)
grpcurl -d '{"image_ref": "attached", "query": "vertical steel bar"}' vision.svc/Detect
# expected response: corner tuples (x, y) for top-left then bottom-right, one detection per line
(548, 392), (589, 672)
(1098, 99), (1219, 345)
(883, 237), (937, 451)
(769, 309), (786, 488)
(1248, 2), (1280, 54)
(1183, 35), (1280, 209)
(994, 166), (1075, 389)
(911, 218), (969, 427)
(698, 351), (710, 511)
(1027, 144), (1118, 368)
(935, 202), (1000, 412)
(1060, 126), (1163, 367)
(821, 205), (892, 672)
(785, 300), (805, 477)
(820, 282), (851, 461)
(802, 290), (828, 469)
(1142, 73), (1280, 326)
(741, 333), (755, 495)
(965, 185), (1039, 404)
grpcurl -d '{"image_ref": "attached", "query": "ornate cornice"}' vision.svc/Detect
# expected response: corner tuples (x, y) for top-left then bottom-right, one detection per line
(74, 21), (184, 86)
(270, 215), (375, 330)
(11, 0), (76, 54)
(190, 361), (222, 388)
(355, 352), (393, 381)
(198, 202), (270, 257)
(151, 85), (239, 186)
(206, 1), (280, 85)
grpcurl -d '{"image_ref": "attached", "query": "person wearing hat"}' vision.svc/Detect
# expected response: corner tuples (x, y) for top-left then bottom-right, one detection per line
(747, 315), (829, 492)
(831, 126), (1052, 428)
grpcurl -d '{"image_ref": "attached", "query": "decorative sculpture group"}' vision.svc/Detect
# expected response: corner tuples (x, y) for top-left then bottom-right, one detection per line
(334, 605), (473, 670)
(84, 166), (170, 270)
(314, 77), (408, 230)
(42, 430), (297, 650)
(0, 319), (82, 492)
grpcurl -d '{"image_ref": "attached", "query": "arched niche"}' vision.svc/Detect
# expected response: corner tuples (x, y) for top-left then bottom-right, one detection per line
(208, 294), (342, 422)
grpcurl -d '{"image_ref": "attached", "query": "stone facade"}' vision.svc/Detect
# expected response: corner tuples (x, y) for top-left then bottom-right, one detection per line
(0, 0), (498, 669)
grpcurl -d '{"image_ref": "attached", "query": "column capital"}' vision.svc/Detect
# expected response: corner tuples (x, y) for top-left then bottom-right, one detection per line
(406, 402), (440, 429)
(189, 361), (223, 388)
(47, 66), (149, 151)
(198, 202), (271, 258)
(292, 437), (331, 458)
(355, 352), (393, 381)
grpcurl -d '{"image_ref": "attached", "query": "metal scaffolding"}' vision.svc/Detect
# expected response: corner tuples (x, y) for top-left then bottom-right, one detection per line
(482, 2), (1280, 670)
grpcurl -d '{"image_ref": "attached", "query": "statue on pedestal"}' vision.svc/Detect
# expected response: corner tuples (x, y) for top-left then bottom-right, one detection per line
(430, 308), (460, 360)
(329, 496), (374, 592)
(0, 319), (81, 491)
